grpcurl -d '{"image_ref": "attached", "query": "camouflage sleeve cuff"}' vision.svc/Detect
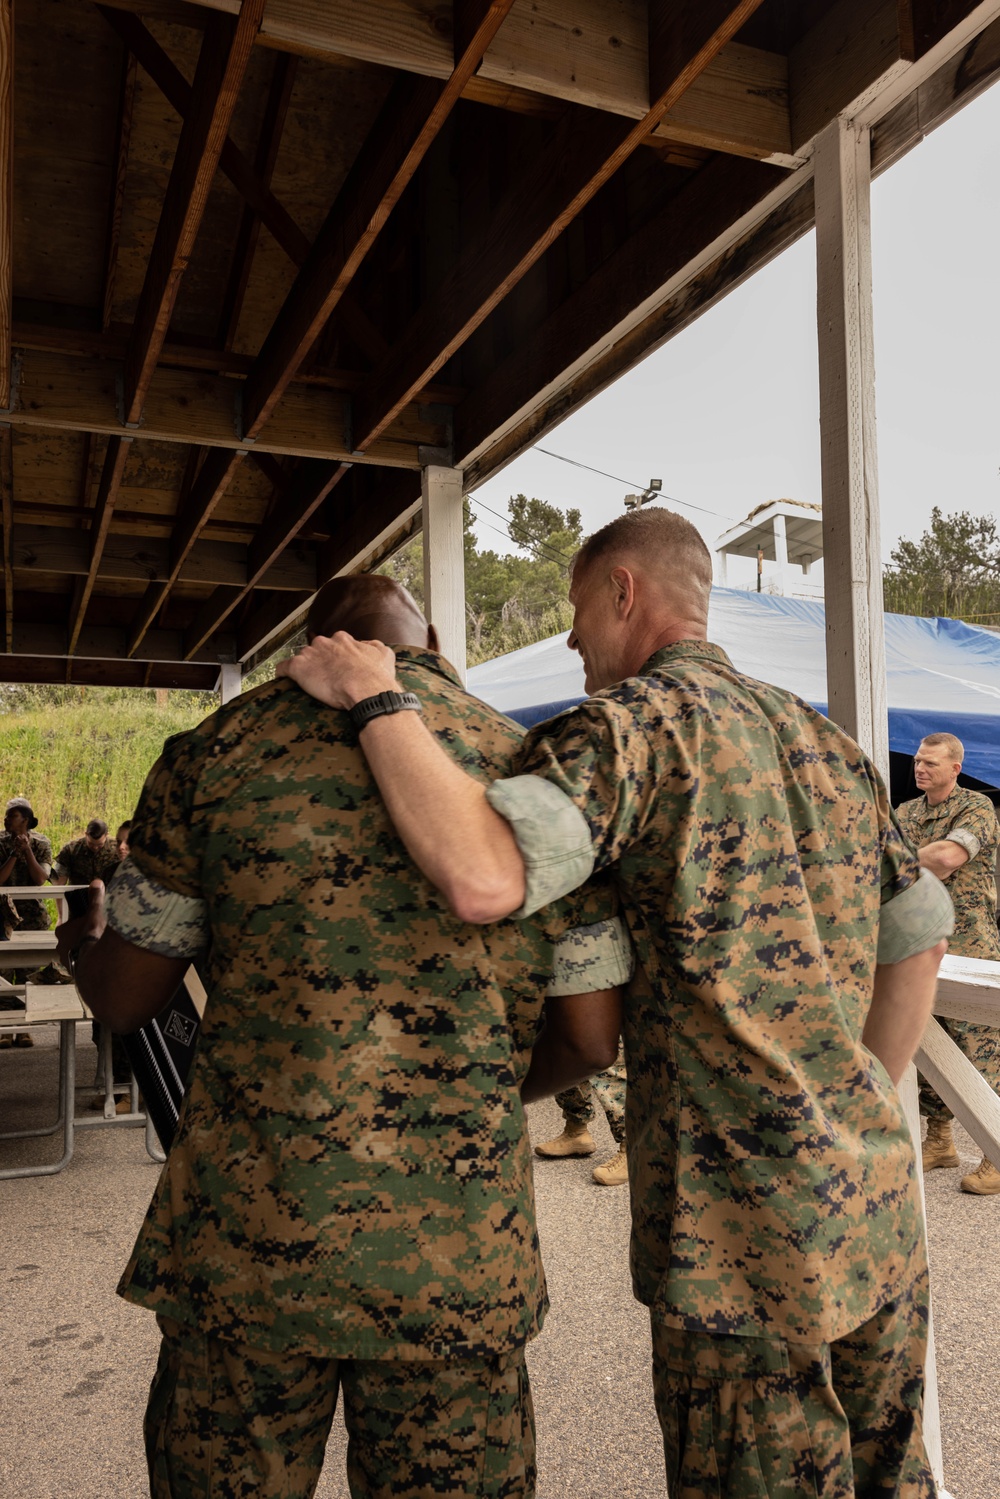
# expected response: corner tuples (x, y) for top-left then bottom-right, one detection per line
(945, 828), (979, 860)
(105, 856), (210, 961)
(485, 775), (595, 918)
(546, 916), (634, 996)
(877, 868), (954, 965)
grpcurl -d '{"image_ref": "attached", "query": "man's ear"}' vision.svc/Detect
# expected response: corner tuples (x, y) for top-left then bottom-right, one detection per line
(427, 623), (440, 652)
(609, 566), (636, 618)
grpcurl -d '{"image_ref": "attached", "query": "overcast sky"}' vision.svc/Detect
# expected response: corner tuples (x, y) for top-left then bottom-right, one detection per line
(472, 80), (1000, 581)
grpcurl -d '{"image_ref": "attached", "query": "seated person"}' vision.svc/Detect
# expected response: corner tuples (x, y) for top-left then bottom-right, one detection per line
(0, 797), (53, 1047)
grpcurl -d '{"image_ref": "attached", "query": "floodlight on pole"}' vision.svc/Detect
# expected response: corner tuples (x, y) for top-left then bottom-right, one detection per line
(624, 478), (663, 511)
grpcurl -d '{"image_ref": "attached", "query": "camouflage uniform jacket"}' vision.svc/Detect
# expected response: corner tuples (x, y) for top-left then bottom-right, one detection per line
(488, 641), (947, 1345)
(897, 787), (1000, 960)
(0, 831), (53, 928)
(110, 651), (627, 1361)
(53, 835), (122, 887)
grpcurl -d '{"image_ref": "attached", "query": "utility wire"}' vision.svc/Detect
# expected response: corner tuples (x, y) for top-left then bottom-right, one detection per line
(466, 493), (577, 567)
(534, 445), (738, 523)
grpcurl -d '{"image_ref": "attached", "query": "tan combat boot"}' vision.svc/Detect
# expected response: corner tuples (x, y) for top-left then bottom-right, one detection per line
(592, 1143), (628, 1186)
(960, 1158), (1000, 1195)
(922, 1118), (960, 1171)
(535, 1119), (596, 1158)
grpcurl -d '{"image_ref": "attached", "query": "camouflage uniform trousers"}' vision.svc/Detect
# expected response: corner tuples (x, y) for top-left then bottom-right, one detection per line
(651, 1269), (933, 1499)
(145, 1316), (535, 1499)
(920, 1016), (1000, 1123)
(554, 1039), (626, 1144)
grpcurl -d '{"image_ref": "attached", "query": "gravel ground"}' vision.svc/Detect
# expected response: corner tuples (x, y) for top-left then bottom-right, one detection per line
(1, 1031), (997, 1498)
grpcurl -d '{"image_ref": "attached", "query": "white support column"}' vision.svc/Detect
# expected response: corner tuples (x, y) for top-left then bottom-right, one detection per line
(815, 116), (945, 1493)
(814, 117), (889, 772)
(422, 465), (466, 681)
(772, 512), (789, 596)
(217, 663), (242, 705)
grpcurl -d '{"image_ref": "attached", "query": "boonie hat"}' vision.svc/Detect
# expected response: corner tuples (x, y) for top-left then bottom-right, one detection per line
(5, 796), (38, 829)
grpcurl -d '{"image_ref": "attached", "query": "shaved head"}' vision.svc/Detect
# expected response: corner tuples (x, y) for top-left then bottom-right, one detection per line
(572, 508), (713, 621)
(307, 575), (436, 651)
(565, 508), (714, 692)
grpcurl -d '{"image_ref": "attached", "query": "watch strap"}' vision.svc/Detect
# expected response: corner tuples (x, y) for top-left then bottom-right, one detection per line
(349, 690), (422, 733)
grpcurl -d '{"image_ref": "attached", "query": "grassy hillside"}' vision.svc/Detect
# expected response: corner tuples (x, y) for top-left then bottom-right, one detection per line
(0, 692), (214, 861)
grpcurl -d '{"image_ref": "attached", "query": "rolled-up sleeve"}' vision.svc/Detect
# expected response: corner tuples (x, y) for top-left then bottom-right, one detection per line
(105, 856), (210, 961)
(945, 826), (980, 860)
(877, 868), (954, 965)
(486, 775), (595, 916)
(546, 915), (634, 996)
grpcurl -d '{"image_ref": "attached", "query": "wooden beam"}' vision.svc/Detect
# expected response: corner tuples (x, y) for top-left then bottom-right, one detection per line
(0, 0), (11, 414)
(352, 0), (765, 453)
(99, 6), (311, 268)
(0, 423), (11, 652)
(0, 653), (218, 690)
(240, 2), (517, 441)
(917, 1015), (1000, 1169)
(97, 0), (793, 163)
(814, 117), (889, 773)
(122, 2), (266, 425)
(872, 12), (1000, 173)
(789, 0), (910, 151)
(67, 436), (133, 657)
(455, 154), (786, 464)
(102, 50), (139, 333)
(13, 620), (234, 667)
(4, 349), (448, 468)
(11, 524), (316, 591)
(127, 445), (247, 656)
(897, 0), (981, 58)
(183, 459), (349, 657)
(11, 316), (464, 402)
(218, 51), (298, 350)
(422, 464), (466, 679)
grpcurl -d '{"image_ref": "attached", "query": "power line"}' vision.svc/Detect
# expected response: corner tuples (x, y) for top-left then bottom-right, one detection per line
(534, 445), (737, 523)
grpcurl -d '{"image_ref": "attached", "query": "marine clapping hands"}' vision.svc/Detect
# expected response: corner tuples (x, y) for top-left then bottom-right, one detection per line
(276, 633), (399, 709)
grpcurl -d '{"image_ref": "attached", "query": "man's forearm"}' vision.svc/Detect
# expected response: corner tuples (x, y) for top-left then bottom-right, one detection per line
(520, 991), (621, 1105)
(357, 712), (526, 923)
(863, 939), (948, 1084)
(917, 841), (968, 880)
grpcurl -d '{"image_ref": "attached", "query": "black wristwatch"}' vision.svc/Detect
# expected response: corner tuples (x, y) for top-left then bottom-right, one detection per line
(348, 690), (422, 734)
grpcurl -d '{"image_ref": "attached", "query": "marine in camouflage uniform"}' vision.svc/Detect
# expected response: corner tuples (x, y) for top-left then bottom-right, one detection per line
(96, 631), (628, 1499)
(53, 829), (123, 887)
(487, 641), (948, 1496)
(897, 779), (1000, 1153)
(0, 799), (53, 933)
(553, 1042), (626, 1144)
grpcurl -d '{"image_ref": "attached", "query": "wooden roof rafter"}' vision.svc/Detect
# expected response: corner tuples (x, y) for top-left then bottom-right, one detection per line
(121, 0), (266, 425)
(239, 0), (519, 440)
(350, 0), (768, 452)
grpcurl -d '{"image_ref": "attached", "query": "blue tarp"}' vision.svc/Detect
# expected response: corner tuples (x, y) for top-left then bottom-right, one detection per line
(467, 587), (1000, 788)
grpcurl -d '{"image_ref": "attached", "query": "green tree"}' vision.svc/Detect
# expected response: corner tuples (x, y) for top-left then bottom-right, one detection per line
(883, 507), (1000, 624)
(379, 495), (581, 664)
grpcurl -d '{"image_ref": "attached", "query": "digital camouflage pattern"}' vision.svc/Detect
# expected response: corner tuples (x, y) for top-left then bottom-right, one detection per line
(515, 641), (927, 1344)
(897, 785), (1000, 1123)
(555, 1040), (626, 1144)
(146, 1315), (534, 1499)
(896, 786), (1000, 960)
(652, 1269), (933, 1499)
(118, 650), (618, 1361)
(0, 830), (53, 930)
(54, 833), (122, 886)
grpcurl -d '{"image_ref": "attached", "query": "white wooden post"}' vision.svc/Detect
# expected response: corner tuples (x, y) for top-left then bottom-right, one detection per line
(772, 512), (788, 596)
(218, 663), (242, 705)
(814, 115), (945, 1491)
(814, 117), (889, 772)
(422, 465), (467, 681)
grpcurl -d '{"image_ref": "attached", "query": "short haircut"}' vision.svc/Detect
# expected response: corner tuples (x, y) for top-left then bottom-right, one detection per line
(86, 818), (108, 839)
(574, 507), (713, 588)
(919, 733), (964, 763)
(116, 820), (132, 835)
